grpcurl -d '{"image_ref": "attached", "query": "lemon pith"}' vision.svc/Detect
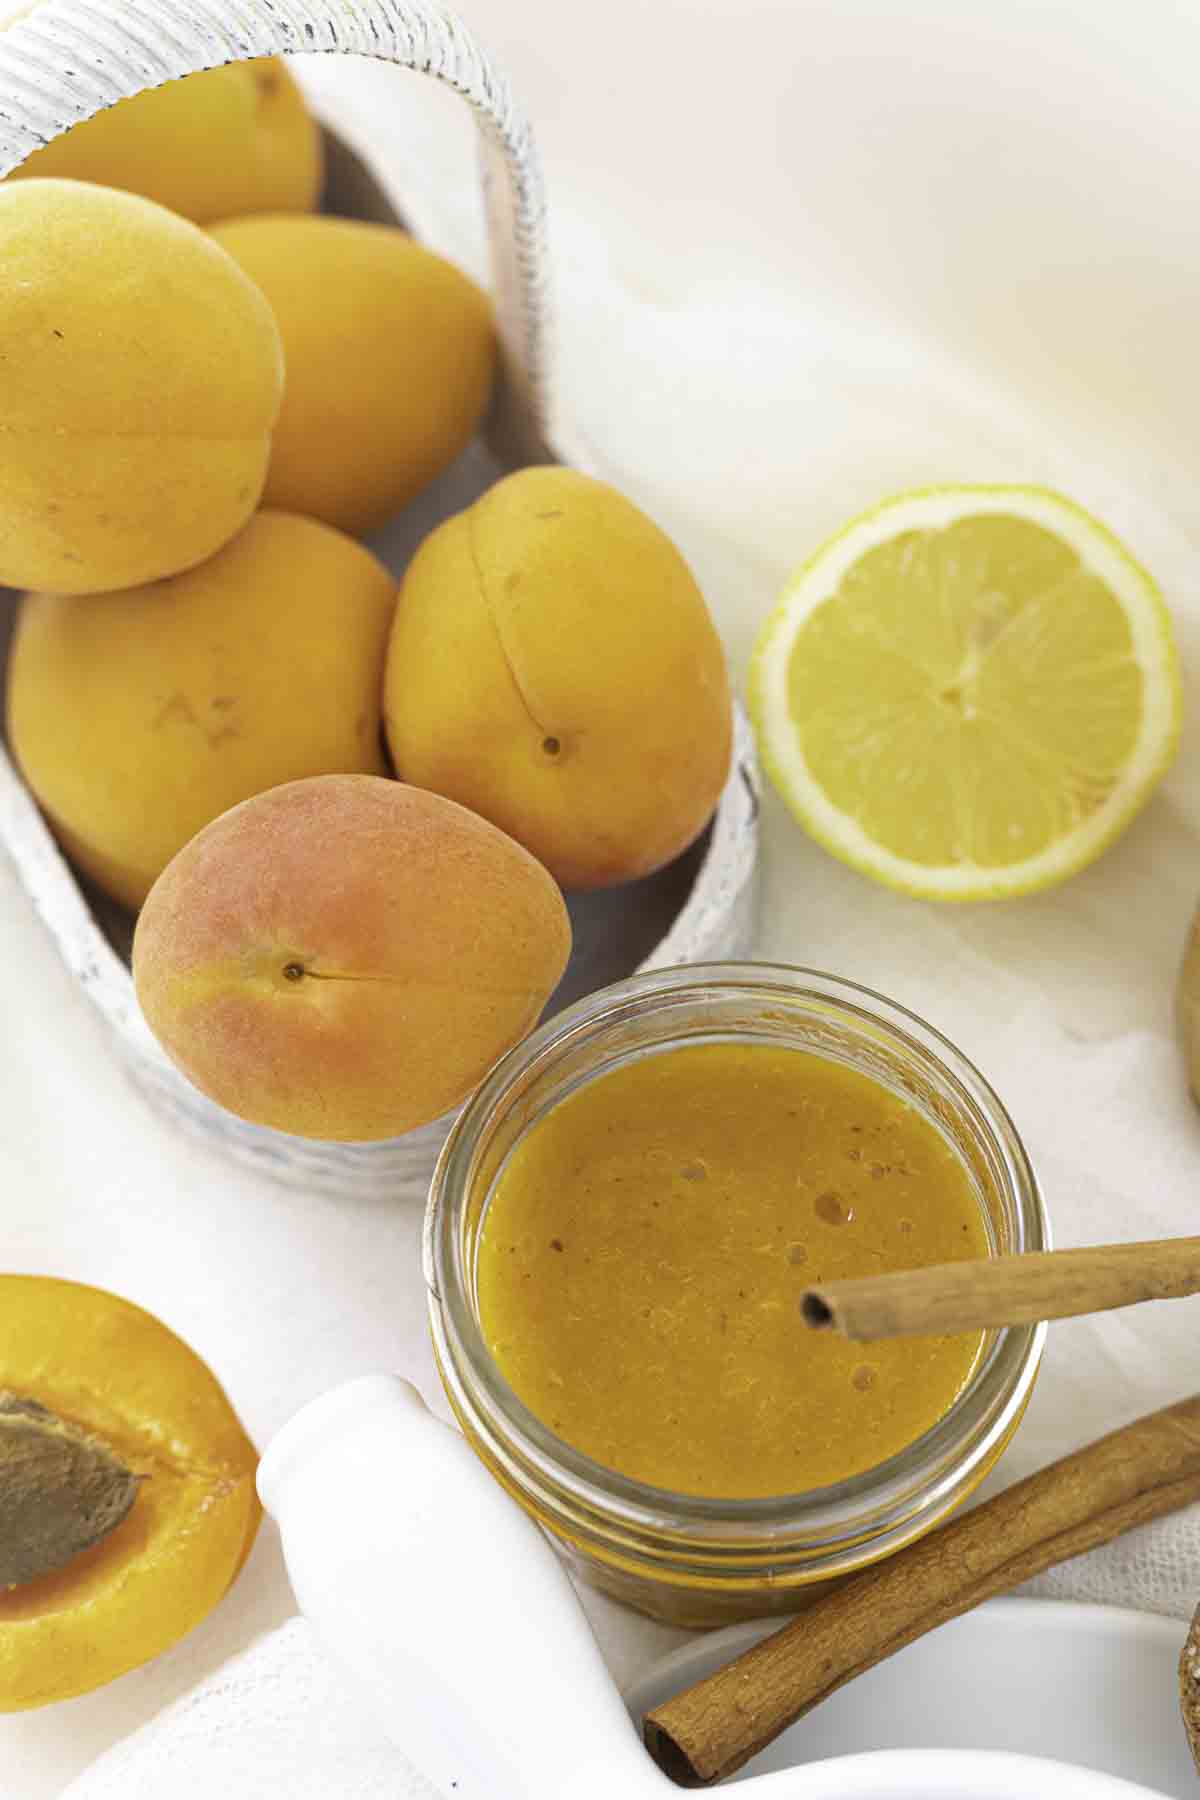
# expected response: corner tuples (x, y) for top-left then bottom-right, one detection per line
(749, 486), (1181, 901)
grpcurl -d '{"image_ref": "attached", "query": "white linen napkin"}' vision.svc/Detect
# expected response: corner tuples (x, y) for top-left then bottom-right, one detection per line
(54, 1558), (1198, 1800)
(58, 1620), (439, 1800)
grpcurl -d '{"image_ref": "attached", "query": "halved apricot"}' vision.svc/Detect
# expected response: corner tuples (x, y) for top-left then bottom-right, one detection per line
(0, 1276), (260, 1709)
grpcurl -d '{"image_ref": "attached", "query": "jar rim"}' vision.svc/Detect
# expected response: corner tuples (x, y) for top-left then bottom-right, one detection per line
(424, 961), (1046, 1561)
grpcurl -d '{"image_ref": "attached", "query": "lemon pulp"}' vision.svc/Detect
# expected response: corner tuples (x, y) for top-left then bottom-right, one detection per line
(750, 487), (1180, 900)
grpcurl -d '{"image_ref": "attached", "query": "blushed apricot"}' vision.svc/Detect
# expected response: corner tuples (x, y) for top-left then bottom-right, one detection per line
(132, 776), (571, 1141)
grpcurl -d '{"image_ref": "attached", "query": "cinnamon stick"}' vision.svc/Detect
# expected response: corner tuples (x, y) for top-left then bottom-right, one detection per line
(801, 1236), (1200, 1342)
(643, 1392), (1200, 1786)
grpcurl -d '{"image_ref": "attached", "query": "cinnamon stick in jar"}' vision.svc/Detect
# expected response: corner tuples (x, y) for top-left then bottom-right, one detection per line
(801, 1236), (1200, 1342)
(643, 1393), (1200, 1787)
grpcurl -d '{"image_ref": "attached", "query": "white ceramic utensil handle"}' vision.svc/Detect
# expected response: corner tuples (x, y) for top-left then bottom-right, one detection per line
(0, 0), (551, 463)
(258, 1374), (672, 1800)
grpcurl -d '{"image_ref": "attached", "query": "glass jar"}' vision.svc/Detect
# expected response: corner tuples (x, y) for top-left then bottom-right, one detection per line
(424, 962), (1046, 1628)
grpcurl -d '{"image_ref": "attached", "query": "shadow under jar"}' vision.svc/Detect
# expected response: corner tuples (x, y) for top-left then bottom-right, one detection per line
(424, 962), (1047, 1628)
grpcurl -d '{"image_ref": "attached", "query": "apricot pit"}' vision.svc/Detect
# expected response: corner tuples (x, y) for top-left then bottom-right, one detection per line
(0, 1395), (140, 1589)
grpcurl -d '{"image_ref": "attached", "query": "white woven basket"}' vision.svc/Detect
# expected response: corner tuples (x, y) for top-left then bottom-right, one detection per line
(0, 0), (760, 1198)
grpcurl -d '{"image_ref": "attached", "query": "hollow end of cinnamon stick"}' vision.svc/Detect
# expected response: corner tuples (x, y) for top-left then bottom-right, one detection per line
(800, 1238), (1200, 1343)
(641, 1717), (708, 1788)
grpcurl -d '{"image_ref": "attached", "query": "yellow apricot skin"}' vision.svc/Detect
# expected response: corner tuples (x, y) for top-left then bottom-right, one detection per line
(0, 179), (283, 594)
(6, 510), (398, 911)
(5, 60), (322, 223)
(0, 1276), (260, 1712)
(132, 775), (572, 1142)
(209, 215), (495, 535)
(384, 468), (733, 889)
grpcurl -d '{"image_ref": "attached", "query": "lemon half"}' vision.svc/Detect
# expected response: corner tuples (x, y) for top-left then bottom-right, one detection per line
(749, 486), (1182, 901)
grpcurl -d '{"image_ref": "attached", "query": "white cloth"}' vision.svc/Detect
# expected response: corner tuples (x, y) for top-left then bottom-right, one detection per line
(58, 1620), (437, 1800)
(5, 2), (1200, 1794)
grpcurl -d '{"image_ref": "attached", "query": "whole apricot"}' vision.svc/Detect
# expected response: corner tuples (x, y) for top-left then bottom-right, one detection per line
(0, 179), (283, 594)
(7, 511), (398, 910)
(132, 776), (571, 1141)
(383, 468), (733, 888)
(209, 215), (495, 535)
(0, 1276), (260, 1711)
(6, 60), (322, 223)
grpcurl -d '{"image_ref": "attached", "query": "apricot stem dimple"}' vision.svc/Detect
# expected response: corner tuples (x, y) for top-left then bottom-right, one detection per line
(541, 735), (561, 758)
(281, 961), (305, 982)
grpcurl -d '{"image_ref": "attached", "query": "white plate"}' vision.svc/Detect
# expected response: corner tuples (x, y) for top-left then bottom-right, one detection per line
(623, 1598), (1196, 1797)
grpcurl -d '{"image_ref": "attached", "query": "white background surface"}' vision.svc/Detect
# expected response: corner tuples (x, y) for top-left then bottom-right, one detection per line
(5, 0), (1200, 1792)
